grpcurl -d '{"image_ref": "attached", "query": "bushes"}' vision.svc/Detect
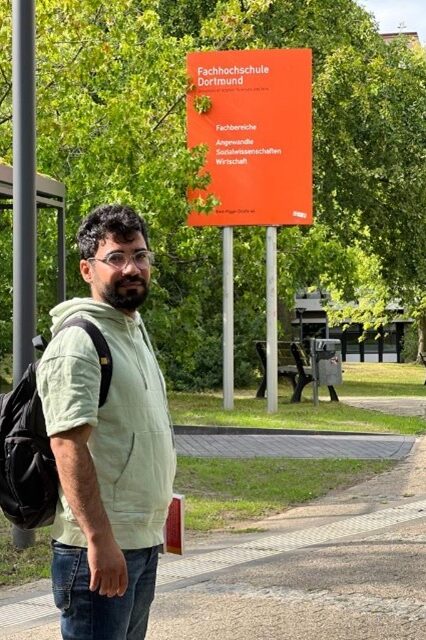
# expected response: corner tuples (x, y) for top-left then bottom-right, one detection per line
(401, 323), (419, 363)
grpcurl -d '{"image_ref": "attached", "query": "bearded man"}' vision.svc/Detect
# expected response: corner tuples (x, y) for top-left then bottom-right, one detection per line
(37, 204), (176, 640)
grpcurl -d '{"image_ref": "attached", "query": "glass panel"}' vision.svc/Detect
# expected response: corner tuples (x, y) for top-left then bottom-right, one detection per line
(345, 332), (360, 354)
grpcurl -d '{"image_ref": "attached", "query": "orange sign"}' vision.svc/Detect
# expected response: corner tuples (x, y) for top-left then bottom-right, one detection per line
(187, 49), (312, 227)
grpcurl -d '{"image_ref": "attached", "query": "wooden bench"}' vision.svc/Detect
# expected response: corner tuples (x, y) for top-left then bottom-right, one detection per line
(255, 340), (339, 403)
(420, 352), (426, 385)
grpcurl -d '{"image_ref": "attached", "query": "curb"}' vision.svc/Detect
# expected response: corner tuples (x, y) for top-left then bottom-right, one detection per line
(173, 425), (406, 438)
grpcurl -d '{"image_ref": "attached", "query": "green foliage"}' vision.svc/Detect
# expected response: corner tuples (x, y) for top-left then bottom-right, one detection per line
(1, 0), (425, 388)
(158, 0), (219, 39)
(325, 245), (392, 331)
(400, 322), (419, 363)
(0, 208), (12, 360)
(193, 94), (213, 114)
(314, 37), (426, 294)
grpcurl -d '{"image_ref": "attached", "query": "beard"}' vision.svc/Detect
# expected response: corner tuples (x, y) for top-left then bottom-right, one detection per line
(102, 275), (149, 311)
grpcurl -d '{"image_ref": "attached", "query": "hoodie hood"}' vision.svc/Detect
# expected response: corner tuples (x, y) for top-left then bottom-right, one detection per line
(50, 297), (142, 334)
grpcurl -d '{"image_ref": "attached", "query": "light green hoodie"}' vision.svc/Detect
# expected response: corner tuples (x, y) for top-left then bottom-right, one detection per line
(36, 298), (176, 549)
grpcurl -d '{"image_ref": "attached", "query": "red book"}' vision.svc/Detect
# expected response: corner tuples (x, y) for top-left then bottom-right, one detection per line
(163, 494), (185, 555)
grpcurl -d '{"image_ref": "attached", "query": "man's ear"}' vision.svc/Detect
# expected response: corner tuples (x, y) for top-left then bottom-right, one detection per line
(80, 259), (93, 284)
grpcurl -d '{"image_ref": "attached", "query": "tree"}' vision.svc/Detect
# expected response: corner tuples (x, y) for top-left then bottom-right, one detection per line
(314, 38), (426, 290)
(0, 0), (275, 385)
(1, 0), (425, 384)
(313, 36), (426, 352)
(252, 2), (426, 352)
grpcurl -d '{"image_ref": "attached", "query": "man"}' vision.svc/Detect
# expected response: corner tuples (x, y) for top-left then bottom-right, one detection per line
(37, 204), (176, 640)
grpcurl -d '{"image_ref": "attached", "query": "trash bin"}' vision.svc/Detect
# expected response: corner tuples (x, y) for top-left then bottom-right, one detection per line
(312, 339), (342, 386)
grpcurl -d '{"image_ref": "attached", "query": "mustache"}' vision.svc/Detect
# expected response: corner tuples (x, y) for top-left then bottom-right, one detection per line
(116, 275), (147, 287)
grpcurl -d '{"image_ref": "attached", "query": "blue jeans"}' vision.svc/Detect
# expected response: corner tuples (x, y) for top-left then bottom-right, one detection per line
(51, 541), (160, 640)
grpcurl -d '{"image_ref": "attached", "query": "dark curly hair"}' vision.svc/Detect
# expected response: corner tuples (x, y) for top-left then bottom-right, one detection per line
(77, 204), (150, 259)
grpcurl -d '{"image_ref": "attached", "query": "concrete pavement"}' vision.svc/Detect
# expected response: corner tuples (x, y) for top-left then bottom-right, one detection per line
(175, 429), (415, 460)
(152, 430), (426, 639)
(0, 395), (425, 639)
(340, 395), (426, 418)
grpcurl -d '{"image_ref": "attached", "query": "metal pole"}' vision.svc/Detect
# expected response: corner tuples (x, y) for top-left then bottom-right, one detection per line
(311, 338), (319, 406)
(57, 206), (66, 302)
(299, 310), (304, 342)
(223, 227), (234, 410)
(12, 0), (36, 548)
(266, 227), (278, 413)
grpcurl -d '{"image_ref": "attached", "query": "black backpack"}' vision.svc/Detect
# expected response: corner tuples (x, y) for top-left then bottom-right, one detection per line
(0, 318), (112, 530)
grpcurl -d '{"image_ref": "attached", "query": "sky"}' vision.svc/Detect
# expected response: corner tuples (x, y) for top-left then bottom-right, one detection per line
(357, 0), (426, 44)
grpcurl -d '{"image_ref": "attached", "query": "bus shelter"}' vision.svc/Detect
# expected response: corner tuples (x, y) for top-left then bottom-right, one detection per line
(0, 162), (66, 301)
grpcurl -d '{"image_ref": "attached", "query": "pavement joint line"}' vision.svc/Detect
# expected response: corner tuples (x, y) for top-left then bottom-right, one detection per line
(1, 498), (426, 631)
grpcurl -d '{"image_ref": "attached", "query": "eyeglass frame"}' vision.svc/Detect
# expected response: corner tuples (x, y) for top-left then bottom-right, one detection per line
(87, 249), (155, 271)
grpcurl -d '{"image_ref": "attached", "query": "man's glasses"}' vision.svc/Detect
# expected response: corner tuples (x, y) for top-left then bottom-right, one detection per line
(88, 250), (155, 271)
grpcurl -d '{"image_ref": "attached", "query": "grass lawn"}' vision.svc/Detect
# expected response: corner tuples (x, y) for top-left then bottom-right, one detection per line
(169, 362), (426, 435)
(174, 456), (393, 532)
(0, 516), (52, 586)
(337, 361), (425, 396)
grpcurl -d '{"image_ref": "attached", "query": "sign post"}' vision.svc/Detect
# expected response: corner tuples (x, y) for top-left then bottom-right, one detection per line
(266, 227), (278, 413)
(187, 49), (312, 412)
(223, 227), (234, 410)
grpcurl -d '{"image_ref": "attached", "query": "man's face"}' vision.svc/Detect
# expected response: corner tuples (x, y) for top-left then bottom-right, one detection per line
(80, 232), (151, 314)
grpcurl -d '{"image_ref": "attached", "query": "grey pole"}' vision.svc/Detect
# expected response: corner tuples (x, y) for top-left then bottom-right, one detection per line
(57, 206), (66, 301)
(266, 227), (278, 413)
(12, 0), (37, 548)
(311, 338), (319, 406)
(223, 227), (234, 410)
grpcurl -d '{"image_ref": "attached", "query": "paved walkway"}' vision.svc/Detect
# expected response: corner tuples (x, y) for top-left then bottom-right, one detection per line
(175, 430), (415, 459)
(341, 395), (426, 418)
(174, 394), (425, 460)
(1, 396), (425, 639)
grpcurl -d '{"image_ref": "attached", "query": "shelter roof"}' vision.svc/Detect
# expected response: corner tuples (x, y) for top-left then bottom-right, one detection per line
(0, 162), (65, 208)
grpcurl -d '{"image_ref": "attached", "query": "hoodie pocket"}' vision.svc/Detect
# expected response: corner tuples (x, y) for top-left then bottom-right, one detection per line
(112, 431), (174, 518)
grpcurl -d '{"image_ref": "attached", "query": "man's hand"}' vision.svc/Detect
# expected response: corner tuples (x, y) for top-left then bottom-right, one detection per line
(88, 538), (129, 597)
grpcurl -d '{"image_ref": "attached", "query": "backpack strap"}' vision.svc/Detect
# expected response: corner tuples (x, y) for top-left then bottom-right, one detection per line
(59, 318), (113, 407)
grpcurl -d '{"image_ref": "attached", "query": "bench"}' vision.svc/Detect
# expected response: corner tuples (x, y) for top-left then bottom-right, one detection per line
(420, 352), (426, 385)
(255, 340), (339, 403)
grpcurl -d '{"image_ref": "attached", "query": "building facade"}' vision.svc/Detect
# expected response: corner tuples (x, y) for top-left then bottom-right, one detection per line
(292, 292), (411, 363)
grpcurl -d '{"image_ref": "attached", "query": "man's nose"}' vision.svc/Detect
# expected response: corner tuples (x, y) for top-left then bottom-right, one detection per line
(122, 257), (139, 274)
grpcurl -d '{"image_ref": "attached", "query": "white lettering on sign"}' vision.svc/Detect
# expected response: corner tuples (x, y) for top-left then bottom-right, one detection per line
(196, 65), (270, 87)
(198, 76), (244, 87)
(216, 139), (254, 147)
(216, 158), (248, 165)
(197, 65), (269, 76)
(216, 124), (257, 131)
